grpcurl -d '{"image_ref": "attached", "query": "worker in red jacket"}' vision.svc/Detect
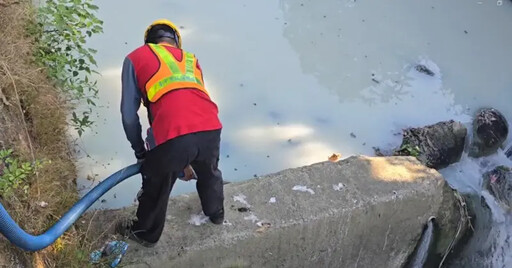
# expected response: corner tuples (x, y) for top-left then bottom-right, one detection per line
(116, 19), (224, 247)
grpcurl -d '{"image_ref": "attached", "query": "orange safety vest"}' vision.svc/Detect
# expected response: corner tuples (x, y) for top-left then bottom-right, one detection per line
(145, 43), (209, 102)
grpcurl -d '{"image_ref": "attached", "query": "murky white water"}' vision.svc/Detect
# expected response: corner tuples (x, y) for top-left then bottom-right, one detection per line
(72, 0), (512, 265)
(441, 151), (512, 267)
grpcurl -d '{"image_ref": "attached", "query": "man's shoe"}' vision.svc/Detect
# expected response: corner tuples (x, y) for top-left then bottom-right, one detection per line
(115, 219), (157, 248)
(209, 208), (224, 225)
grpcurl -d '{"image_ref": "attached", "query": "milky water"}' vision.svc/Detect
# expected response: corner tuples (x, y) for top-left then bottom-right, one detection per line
(71, 0), (512, 265)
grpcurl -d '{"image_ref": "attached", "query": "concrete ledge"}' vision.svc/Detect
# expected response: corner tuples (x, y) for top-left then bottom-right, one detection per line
(91, 156), (460, 268)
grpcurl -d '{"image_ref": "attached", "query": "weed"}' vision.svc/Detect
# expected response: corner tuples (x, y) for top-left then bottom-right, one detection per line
(29, 0), (103, 136)
(0, 149), (42, 197)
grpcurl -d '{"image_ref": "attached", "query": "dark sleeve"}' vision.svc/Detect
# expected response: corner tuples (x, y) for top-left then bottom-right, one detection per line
(121, 57), (146, 159)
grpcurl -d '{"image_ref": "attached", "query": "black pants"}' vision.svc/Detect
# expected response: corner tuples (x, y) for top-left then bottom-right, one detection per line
(132, 129), (224, 243)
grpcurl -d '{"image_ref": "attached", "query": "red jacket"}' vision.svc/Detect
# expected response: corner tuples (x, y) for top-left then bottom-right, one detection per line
(121, 44), (222, 158)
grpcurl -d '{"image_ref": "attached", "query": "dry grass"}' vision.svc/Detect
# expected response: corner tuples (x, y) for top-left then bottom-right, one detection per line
(0, 1), (94, 267)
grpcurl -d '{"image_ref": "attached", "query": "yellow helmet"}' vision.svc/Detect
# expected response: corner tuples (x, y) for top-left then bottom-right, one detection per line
(144, 19), (182, 48)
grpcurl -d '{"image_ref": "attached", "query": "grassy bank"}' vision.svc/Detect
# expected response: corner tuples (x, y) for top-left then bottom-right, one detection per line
(0, 1), (94, 267)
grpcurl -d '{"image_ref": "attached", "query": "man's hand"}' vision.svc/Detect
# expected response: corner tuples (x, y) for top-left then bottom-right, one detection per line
(181, 165), (196, 181)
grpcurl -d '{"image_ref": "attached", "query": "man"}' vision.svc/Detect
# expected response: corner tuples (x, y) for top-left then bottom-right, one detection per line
(116, 19), (224, 247)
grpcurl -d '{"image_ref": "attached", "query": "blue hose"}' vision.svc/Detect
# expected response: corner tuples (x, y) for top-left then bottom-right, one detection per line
(0, 163), (141, 252)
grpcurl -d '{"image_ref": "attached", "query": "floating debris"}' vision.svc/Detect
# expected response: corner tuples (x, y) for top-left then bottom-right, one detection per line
(233, 194), (251, 207)
(415, 64), (435, 76)
(223, 220), (233, 226)
(371, 78), (380, 84)
(188, 212), (209, 226)
(292, 185), (315, 195)
(373, 147), (385, 157)
(269, 197), (277, 203)
(350, 132), (357, 138)
(328, 153), (342, 162)
(333, 183), (345, 191)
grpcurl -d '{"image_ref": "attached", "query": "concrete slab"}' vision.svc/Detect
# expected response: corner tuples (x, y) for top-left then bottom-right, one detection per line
(90, 156), (461, 268)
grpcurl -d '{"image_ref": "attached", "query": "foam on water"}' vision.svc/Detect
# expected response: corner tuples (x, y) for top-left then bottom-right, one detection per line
(441, 149), (512, 267)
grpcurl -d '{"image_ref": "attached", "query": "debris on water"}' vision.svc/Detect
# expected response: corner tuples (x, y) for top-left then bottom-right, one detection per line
(371, 78), (380, 84)
(113, 194), (117, 199)
(415, 64), (435, 76)
(333, 183), (345, 191)
(188, 212), (209, 226)
(234, 194), (251, 207)
(179, 26), (185, 29)
(234, 168), (238, 171)
(37, 201), (48, 208)
(223, 220), (233, 226)
(287, 139), (292, 143)
(244, 214), (259, 223)
(350, 132), (357, 138)
(269, 197), (277, 203)
(373, 147), (385, 156)
(292, 185), (315, 195)
(237, 207), (250, 213)
(253, 174), (258, 178)
(253, 103), (257, 106)
(226, 154), (230, 158)
(363, 142), (366, 146)
(328, 153), (342, 162)
(90, 240), (129, 267)
(464, 30), (468, 34)
(267, 155), (270, 158)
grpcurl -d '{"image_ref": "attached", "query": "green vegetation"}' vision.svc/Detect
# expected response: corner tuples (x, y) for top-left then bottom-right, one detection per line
(0, 149), (42, 197)
(398, 143), (421, 157)
(30, 0), (103, 136)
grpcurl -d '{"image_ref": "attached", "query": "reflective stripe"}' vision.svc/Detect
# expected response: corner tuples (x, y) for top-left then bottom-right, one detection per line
(146, 44), (206, 102)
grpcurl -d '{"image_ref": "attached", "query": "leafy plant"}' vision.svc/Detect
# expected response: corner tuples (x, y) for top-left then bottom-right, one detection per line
(0, 149), (42, 197)
(398, 143), (421, 157)
(30, 0), (103, 136)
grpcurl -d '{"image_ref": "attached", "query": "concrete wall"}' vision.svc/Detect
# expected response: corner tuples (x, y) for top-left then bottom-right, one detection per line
(91, 156), (462, 268)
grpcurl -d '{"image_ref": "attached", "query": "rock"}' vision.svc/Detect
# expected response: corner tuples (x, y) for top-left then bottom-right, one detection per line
(482, 166), (512, 210)
(469, 108), (509, 158)
(394, 120), (467, 169)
